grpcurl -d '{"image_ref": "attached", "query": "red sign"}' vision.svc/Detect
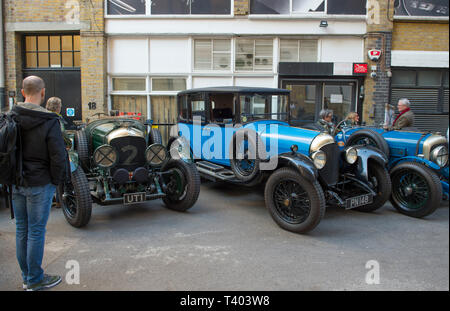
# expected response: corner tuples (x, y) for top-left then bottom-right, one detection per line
(353, 63), (368, 75)
(368, 49), (382, 61)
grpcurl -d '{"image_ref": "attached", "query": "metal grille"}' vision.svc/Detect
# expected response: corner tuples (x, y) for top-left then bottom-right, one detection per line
(318, 143), (340, 186)
(391, 88), (439, 113)
(110, 136), (147, 172)
(444, 89), (449, 113)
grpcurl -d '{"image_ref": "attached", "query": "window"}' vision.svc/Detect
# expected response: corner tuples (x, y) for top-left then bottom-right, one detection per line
(152, 78), (187, 91)
(240, 94), (289, 122)
(250, 0), (365, 15)
(235, 39), (273, 71)
(112, 78), (146, 91)
(280, 40), (318, 62)
(24, 34), (80, 68)
(111, 95), (148, 116)
(392, 70), (416, 86)
(151, 0), (231, 15)
(194, 39), (231, 71)
(107, 0), (146, 15)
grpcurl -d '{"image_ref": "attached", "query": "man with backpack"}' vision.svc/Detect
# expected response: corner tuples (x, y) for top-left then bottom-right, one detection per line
(9, 76), (66, 291)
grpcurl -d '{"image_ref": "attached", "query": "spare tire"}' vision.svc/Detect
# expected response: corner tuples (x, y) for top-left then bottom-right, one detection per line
(149, 128), (163, 145)
(74, 129), (90, 171)
(229, 129), (265, 182)
(346, 129), (390, 158)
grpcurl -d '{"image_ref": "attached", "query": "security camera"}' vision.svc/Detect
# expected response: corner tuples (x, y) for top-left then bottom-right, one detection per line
(370, 71), (377, 78)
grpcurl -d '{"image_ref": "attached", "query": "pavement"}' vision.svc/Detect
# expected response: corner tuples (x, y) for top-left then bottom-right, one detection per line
(0, 181), (448, 291)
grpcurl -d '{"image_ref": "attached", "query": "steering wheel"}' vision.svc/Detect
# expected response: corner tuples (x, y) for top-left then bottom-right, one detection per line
(92, 112), (109, 119)
(332, 120), (347, 137)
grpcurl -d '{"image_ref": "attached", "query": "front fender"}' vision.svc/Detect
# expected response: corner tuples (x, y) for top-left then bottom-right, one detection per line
(389, 156), (442, 172)
(275, 152), (318, 183)
(350, 145), (388, 182)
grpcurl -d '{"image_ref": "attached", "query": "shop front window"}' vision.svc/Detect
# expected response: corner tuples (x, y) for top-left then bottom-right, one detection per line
(111, 95), (148, 117)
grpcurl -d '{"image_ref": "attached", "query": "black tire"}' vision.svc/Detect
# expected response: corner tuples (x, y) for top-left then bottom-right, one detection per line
(346, 129), (390, 158)
(354, 161), (391, 213)
(264, 167), (326, 234)
(149, 128), (163, 145)
(74, 130), (89, 171)
(60, 167), (92, 228)
(229, 129), (264, 182)
(390, 162), (442, 218)
(162, 159), (200, 212)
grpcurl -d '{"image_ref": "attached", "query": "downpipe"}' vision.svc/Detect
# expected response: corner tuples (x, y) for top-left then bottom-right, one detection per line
(0, 0), (6, 112)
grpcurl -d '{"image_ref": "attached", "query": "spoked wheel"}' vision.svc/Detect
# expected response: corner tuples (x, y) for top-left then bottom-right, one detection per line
(230, 129), (264, 182)
(59, 167), (92, 228)
(162, 160), (200, 212)
(265, 168), (325, 234)
(390, 162), (442, 218)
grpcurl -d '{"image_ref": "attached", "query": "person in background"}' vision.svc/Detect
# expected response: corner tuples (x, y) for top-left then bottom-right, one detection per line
(343, 112), (360, 127)
(385, 98), (415, 130)
(46, 97), (71, 149)
(316, 109), (336, 135)
(11, 76), (66, 291)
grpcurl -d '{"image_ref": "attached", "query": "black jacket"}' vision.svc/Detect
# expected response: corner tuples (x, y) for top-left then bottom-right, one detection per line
(12, 103), (66, 187)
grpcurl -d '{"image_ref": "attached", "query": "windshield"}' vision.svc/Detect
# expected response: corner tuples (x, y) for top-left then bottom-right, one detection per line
(239, 94), (289, 123)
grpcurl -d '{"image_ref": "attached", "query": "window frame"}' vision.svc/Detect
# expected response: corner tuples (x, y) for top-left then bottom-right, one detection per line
(23, 33), (81, 70)
(235, 38), (274, 72)
(193, 39), (232, 72)
(105, 0), (234, 17)
(279, 39), (319, 63)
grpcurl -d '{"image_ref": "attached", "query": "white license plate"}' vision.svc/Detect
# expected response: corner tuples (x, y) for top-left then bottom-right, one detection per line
(346, 194), (373, 209)
(123, 192), (146, 205)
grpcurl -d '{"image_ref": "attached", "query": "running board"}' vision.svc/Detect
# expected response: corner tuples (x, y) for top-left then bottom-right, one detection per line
(196, 161), (239, 182)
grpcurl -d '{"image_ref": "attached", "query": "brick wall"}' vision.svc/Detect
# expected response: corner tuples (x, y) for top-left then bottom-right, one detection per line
(362, 0), (394, 125)
(2, 0), (107, 121)
(393, 22), (449, 51)
(235, 0), (249, 16)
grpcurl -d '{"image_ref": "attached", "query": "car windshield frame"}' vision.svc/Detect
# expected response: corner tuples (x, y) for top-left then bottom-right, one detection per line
(177, 87), (291, 125)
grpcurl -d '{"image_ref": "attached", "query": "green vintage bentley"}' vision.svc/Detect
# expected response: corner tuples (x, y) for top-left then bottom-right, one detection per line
(61, 114), (200, 228)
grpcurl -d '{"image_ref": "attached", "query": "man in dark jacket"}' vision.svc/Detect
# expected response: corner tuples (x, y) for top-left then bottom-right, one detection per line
(11, 76), (66, 291)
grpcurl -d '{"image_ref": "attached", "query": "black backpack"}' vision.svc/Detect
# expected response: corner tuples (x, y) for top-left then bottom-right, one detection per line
(0, 111), (23, 219)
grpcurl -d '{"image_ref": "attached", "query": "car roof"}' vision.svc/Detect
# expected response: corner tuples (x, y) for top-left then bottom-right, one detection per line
(178, 86), (290, 96)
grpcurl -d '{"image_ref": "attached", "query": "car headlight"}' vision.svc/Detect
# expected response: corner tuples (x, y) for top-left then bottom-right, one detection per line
(93, 144), (118, 169)
(311, 150), (327, 169)
(431, 145), (448, 167)
(146, 144), (168, 167)
(345, 147), (358, 164)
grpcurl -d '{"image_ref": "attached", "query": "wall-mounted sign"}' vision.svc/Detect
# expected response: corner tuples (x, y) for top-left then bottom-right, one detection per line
(66, 108), (75, 117)
(368, 50), (382, 61)
(353, 63), (368, 75)
(395, 0), (449, 17)
(107, 0), (145, 15)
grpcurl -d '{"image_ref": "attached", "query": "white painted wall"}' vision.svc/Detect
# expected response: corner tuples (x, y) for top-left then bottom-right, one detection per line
(320, 37), (364, 62)
(193, 77), (233, 88)
(106, 18), (366, 36)
(149, 39), (190, 73)
(109, 38), (149, 74)
(391, 50), (449, 68)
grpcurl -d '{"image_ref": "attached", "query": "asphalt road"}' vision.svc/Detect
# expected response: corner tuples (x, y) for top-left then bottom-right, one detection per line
(0, 181), (448, 291)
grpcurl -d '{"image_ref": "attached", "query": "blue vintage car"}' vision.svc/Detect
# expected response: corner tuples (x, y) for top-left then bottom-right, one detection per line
(334, 123), (449, 218)
(169, 87), (392, 234)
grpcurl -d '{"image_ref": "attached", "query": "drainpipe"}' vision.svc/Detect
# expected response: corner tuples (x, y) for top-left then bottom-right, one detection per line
(0, 0), (5, 112)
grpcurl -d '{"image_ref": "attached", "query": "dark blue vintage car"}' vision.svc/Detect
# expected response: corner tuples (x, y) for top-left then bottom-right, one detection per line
(334, 124), (449, 218)
(169, 87), (392, 234)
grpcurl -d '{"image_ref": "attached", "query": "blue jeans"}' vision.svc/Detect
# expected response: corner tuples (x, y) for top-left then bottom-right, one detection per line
(12, 184), (56, 285)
